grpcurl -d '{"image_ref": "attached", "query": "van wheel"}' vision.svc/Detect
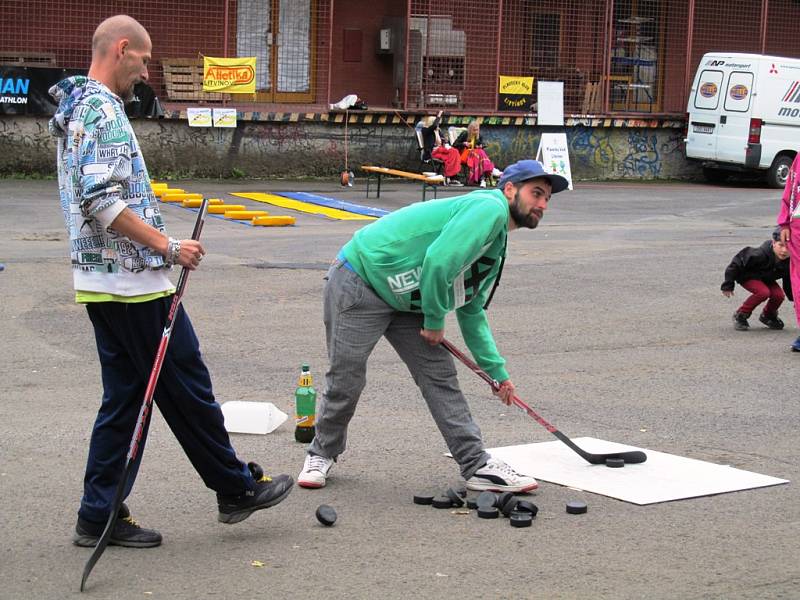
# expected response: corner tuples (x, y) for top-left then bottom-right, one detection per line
(702, 167), (729, 184)
(766, 155), (794, 189)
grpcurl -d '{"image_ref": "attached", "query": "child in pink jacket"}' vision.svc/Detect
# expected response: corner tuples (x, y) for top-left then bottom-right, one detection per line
(777, 154), (800, 352)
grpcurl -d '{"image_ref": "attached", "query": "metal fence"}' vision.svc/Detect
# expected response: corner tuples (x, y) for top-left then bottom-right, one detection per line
(1, 0), (799, 116)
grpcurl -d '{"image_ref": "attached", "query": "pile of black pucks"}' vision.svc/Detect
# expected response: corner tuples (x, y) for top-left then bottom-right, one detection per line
(414, 487), (538, 528)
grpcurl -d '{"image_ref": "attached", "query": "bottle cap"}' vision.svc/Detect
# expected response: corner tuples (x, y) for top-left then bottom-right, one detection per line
(302, 363), (310, 371)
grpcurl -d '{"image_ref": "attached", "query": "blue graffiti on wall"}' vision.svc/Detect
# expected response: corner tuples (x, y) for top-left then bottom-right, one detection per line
(570, 127), (615, 170)
(619, 131), (661, 178)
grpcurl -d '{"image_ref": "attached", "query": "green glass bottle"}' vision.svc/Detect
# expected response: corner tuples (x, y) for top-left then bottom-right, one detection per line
(294, 364), (316, 443)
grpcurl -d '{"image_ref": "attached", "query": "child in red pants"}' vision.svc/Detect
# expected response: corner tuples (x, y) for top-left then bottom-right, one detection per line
(721, 228), (792, 331)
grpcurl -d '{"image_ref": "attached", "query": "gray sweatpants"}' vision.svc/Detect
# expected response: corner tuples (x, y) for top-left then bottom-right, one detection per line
(309, 260), (490, 479)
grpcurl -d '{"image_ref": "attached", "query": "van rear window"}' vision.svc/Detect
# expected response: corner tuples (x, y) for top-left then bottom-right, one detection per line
(694, 70), (723, 110)
(724, 71), (754, 112)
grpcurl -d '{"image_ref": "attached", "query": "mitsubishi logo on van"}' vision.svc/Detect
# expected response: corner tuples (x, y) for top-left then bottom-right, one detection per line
(770, 64), (778, 74)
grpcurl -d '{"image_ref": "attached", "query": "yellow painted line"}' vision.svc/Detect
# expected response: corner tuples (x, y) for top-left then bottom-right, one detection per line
(232, 193), (375, 221)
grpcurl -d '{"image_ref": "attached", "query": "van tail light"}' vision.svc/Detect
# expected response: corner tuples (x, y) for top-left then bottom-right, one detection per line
(748, 118), (762, 144)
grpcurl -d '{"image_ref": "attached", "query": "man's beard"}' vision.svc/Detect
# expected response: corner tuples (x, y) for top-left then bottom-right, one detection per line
(122, 84), (136, 103)
(509, 190), (542, 229)
(122, 78), (140, 103)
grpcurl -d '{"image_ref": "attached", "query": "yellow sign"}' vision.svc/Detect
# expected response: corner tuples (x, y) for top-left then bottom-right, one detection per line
(203, 57), (256, 93)
(498, 76), (534, 95)
(498, 76), (534, 111)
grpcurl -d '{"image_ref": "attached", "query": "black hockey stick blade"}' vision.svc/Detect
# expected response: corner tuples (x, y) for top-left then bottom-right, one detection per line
(80, 461), (133, 591)
(553, 430), (647, 464)
(440, 339), (647, 466)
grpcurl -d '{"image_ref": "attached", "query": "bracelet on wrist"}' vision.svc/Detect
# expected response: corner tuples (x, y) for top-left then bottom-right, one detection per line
(166, 237), (181, 266)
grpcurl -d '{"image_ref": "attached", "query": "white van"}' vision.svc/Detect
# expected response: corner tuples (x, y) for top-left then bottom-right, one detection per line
(685, 52), (799, 188)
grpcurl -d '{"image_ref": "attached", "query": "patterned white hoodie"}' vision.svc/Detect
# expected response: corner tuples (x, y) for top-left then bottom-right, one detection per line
(49, 76), (171, 296)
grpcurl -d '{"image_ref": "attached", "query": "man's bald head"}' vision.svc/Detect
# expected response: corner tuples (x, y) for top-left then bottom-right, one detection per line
(88, 15), (152, 101)
(92, 15), (150, 58)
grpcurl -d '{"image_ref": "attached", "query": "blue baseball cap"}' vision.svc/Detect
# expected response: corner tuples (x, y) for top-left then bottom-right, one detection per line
(496, 159), (569, 193)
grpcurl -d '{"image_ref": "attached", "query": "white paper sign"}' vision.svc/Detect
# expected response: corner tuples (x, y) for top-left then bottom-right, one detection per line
(187, 107), (212, 127)
(536, 132), (573, 190)
(537, 80), (564, 125)
(213, 108), (237, 128)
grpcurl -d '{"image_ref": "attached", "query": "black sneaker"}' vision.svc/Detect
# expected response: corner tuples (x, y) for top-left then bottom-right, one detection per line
(732, 311), (750, 331)
(73, 503), (162, 548)
(217, 462), (293, 524)
(758, 312), (784, 330)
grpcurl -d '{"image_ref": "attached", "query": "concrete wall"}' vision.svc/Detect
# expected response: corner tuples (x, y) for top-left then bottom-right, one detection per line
(0, 115), (699, 181)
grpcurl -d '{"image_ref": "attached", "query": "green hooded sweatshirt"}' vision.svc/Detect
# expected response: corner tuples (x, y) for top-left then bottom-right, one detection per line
(342, 188), (510, 382)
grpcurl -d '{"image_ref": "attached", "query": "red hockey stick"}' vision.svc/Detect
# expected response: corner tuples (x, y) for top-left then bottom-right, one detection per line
(81, 199), (209, 591)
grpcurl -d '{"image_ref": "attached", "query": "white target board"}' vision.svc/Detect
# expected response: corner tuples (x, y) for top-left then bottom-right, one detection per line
(481, 437), (789, 505)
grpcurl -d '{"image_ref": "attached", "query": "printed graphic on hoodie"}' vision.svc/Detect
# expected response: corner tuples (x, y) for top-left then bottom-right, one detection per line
(49, 76), (166, 275)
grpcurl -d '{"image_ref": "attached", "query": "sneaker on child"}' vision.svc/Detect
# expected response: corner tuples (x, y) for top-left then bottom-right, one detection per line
(73, 503), (162, 548)
(791, 336), (800, 352)
(217, 462), (293, 524)
(298, 453), (335, 488)
(732, 311), (750, 331)
(479, 178), (487, 188)
(465, 456), (538, 493)
(758, 312), (784, 329)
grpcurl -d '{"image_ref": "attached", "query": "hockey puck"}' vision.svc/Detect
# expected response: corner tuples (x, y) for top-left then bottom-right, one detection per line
(413, 493), (435, 505)
(509, 511), (533, 528)
(315, 504), (337, 526)
(432, 495), (453, 509)
(476, 491), (497, 509)
(247, 461), (264, 481)
(477, 506), (499, 519)
(465, 496), (479, 510)
(566, 501), (588, 515)
(515, 500), (539, 517)
(445, 488), (465, 508)
(500, 496), (519, 517)
(495, 491), (514, 509)
(606, 458), (625, 468)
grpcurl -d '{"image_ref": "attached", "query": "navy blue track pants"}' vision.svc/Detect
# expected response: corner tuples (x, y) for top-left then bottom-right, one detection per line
(79, 298), (251, 523)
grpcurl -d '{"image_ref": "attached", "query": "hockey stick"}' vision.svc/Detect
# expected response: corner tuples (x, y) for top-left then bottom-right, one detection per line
(80, 199), (209, 591)
(440, 339), (647, 465)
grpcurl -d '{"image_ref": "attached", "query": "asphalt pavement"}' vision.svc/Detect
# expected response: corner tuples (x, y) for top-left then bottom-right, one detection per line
(0, 176), (797, 599)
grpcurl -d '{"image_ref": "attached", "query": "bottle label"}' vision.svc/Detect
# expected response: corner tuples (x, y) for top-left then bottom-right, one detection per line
(295, 414), (315, 428)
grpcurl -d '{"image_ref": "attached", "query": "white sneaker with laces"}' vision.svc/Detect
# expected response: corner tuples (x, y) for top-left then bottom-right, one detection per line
(491, 167), (503, 178)
(479, 178), (487, 188)
(465, 457), (538, 493)
(298, 454), (334, 488)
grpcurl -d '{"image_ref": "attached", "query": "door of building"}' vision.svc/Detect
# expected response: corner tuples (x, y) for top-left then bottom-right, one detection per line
(237, 0), (315, 103)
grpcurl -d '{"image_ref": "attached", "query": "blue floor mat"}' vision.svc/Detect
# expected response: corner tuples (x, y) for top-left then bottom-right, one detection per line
(276, 192), (389, 218)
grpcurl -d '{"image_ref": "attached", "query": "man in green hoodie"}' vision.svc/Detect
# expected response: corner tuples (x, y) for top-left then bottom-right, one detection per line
(299, 159), (569, 492)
